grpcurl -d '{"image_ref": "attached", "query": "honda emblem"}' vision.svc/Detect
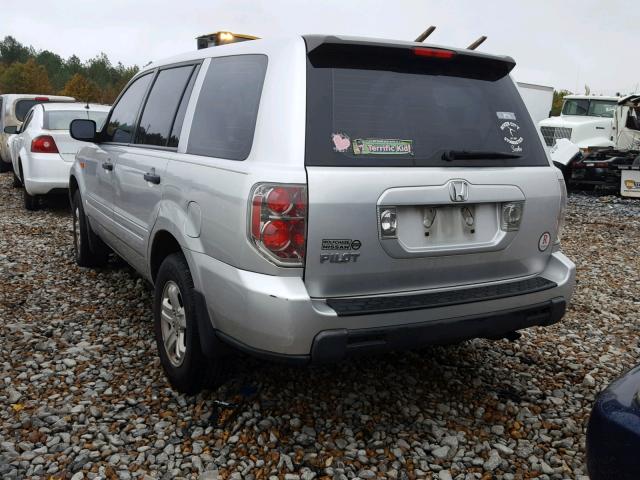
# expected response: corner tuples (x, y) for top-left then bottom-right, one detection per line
(449, 180), (469, 202)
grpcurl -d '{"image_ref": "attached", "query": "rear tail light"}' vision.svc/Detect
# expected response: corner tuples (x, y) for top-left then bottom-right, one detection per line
(555, 178), (567, 245)
(412, 47), (456, 59)
(249, 183), (307, 266)
(34, 97), (49, 101)
(31, 135), (59, 154)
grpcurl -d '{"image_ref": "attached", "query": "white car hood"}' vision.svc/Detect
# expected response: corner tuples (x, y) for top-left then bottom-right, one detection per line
(539, 116), (612, 128)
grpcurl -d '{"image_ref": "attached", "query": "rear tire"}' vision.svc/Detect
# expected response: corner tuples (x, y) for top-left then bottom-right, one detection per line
(72, 191), (109, 267)
(0, 160), (11, 173)
(23, 189), (38, 211)
(154, 253), (225, 394)
(12, 171), (21, 188)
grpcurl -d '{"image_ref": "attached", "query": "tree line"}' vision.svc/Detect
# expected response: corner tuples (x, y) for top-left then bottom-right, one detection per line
(0, 36), (139, 104)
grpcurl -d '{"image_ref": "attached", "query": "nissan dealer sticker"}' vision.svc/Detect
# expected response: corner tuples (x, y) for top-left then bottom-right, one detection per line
(538, 232), (551, 251)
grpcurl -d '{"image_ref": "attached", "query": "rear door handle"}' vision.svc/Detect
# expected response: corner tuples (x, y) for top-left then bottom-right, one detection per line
(144, 172), (161, 184)
(102, 162), (113, 171)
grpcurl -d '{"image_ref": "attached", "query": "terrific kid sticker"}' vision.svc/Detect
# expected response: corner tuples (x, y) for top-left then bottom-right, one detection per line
(352, 138), (414, 155)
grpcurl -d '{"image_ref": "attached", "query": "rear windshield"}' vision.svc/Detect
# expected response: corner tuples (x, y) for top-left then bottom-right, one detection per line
(15, 100), (43, 122)
(45, 110), (108, 130)
(306, 61), (547, 167)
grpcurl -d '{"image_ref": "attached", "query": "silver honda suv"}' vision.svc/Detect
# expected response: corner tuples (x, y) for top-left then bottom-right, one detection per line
(69, 35), (576, 393)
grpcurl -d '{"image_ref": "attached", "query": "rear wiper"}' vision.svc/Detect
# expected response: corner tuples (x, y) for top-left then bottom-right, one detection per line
(441, 150), (522, 161)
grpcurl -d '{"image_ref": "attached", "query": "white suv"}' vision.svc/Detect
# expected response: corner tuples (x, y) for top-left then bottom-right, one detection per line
(69, 36), (575, 393)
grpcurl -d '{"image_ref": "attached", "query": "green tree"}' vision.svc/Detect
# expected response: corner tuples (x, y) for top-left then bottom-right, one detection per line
(0, 36), (34, 64)
(551, 89), (572, 116)
(61, 73), (100, 102)
(36, 50), (67, 91)
(0, 59), (52, 94)
(0, 36), (138, 103)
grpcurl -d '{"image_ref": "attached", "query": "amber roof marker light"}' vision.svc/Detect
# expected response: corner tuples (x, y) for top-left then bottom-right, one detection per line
(196, 31), (260, 49)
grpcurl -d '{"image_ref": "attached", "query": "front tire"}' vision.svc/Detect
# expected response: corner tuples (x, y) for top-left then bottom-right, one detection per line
(154, 253), (224, 394)
(72, 191), (109, 267)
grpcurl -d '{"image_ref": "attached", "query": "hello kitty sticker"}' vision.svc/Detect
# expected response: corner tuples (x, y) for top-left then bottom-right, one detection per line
(331, 133), (351, 153)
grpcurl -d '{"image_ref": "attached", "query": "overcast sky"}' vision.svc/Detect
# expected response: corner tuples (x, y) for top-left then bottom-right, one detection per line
(3, 0), (637, 95)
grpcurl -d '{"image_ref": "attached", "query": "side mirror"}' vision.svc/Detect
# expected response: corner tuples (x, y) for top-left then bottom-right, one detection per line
(3, 125), (18, 134)
(70, 119), (97, 142)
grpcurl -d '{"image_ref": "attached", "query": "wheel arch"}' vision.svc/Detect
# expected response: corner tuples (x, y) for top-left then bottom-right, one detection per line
(149, 228), (204, 288)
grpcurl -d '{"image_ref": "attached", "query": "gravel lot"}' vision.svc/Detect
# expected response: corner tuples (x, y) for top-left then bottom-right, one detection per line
(1, 172), (639, 480)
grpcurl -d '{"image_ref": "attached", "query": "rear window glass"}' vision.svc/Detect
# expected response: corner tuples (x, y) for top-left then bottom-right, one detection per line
(187, 55), (267, 161)
(15, 100), (44, 122)
(46, 110), (108, 130)
(306, 64), (547, 167)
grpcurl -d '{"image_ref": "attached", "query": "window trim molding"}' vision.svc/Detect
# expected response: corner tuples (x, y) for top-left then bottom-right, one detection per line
(101, 60), (204, 150)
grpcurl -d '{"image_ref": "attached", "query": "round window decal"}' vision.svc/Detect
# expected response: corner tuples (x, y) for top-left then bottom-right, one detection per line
(538, 232), (551, 252)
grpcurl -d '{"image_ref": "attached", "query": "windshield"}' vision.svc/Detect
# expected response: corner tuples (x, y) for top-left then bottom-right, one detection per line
(46, 110), (109, 130)
(562, 99), (616, 117)
(306, 66), (547, 167)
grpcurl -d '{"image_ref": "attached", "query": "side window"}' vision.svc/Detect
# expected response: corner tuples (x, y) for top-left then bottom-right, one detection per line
(135, 65), (196, 147)
(104, 73), (153, 143)
(168, 65), (200, 148)
(187, 55), (267, 160)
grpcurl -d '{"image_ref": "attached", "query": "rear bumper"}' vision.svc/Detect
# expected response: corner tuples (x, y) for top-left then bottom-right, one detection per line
(190, 250), (575, 360)
(23, 153), (72, 195)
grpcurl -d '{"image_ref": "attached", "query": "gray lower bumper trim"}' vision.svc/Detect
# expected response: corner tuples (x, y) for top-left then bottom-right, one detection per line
(326, 277), (557, 316)
(311, 298), (566, 363)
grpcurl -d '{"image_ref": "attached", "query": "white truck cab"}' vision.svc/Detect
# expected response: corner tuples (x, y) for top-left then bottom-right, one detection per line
(539, 95), (619, 151)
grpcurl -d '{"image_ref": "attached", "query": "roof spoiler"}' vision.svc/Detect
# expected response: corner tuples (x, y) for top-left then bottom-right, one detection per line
(303, 35), (516, 81)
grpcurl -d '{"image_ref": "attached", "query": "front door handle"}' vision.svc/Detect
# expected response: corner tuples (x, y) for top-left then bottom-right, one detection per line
(102, 162), (113, 171)
(144, 172), (161, 185)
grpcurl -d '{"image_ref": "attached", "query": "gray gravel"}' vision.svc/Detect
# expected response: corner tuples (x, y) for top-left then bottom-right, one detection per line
(1, 173), (639, 480)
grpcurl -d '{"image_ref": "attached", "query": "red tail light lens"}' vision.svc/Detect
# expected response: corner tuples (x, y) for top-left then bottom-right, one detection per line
(34, 97), (50, 101)
(266, 187), (292, 214)
(249, 184), (307, 266)
(31, 135), (59, 153)
(412, 47), (456, 59)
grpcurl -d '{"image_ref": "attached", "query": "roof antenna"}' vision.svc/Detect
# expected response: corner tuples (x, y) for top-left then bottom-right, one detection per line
(414, 26), (436, 43)
(467, 36), (487, 50)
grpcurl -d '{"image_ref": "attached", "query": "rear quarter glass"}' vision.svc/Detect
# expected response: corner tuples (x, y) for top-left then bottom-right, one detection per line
(305, 46), (547, 168)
